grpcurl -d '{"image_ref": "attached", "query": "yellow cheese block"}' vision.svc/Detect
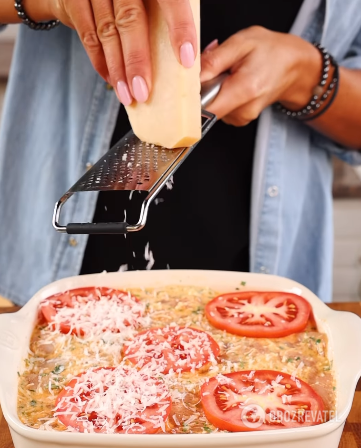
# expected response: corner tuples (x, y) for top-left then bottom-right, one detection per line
(125, 0), (201, 149)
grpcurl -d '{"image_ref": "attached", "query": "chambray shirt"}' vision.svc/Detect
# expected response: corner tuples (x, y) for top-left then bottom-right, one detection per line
(0, 0), (361, 305)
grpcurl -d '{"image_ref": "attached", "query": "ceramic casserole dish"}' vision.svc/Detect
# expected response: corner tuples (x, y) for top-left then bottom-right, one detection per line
(1, 270), (361, 448)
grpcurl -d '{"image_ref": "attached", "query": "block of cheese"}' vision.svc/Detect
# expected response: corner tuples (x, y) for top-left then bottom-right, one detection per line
(125, 0), (201, 149)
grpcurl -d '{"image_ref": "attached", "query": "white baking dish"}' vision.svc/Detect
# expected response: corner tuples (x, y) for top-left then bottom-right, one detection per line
(1, 270), (361, 448)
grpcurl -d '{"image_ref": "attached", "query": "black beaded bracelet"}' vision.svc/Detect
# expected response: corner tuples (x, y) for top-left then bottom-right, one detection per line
(299, 62), (340, 122)
(277, 43), (337, 120)
(14, 0), (60, 31)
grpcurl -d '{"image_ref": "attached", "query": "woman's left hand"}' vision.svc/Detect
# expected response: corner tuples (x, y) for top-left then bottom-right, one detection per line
(201, 26), (322, 126)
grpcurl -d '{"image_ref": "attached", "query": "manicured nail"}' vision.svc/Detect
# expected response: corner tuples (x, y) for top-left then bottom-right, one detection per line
(204, 39), (218, 53)
(116, 81), (132, 106)
(132, 76), (149, 103)
(180, 41), (195, 68)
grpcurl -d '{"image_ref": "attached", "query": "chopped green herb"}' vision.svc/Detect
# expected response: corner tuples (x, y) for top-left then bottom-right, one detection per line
(286, 358), (293, 363)
(333, 386), (336, 390)
(279, 346), (285, 350)
(145, 303), (150, 310)
(50, 384), (60, 390)
(295, 357), (301, 361)
(239, 361), (246, 369)
(235, 287), (240, 291)
(52, 365), (65, 375)
(316, 339), (322, 344)
(241, 281), (247, 286)
(192, 306), (202, 315)
(324, 361), (333, 372)
(203, 424), (212, 433)
(17, 371), (20, 377)
(30, 400), (37, 407)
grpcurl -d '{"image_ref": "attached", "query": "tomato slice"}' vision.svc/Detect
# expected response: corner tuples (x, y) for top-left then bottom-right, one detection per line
(205, 291), (311, 338)
(40, 287), (143, 336)
(201, 370), (325, 431)
(124, 326), (220, 374)
(54, 366), (172, 434)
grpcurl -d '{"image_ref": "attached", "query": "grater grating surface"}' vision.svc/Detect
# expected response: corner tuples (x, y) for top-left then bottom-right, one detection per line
(70, 132), (195, 193)
(53, 73), (228, 235)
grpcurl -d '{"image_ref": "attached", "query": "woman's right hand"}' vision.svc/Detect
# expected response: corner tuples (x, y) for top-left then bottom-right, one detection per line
(50, 0), (197, 104)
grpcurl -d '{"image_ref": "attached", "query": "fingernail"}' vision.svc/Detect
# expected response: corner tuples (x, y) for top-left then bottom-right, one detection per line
(117, 81), (132, 106)
(204, 39), (218, 53)
(180, 41), (195, 68)
(132, 76), (149, 103)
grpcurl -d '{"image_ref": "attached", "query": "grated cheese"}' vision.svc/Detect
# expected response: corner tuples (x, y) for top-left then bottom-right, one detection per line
(54, 365), (171, 434)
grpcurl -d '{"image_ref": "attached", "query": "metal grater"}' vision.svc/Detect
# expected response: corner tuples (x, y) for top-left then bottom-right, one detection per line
(53, 73), (227, 235)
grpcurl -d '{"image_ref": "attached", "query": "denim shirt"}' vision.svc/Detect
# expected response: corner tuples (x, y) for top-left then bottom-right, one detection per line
(0, 0), (361, 305)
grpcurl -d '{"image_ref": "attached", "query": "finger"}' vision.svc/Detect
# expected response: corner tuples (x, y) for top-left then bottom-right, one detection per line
(90, 0), (131, 105)
(67, 0), (109, 82)
(222, 101), (262, 127)
(206, 69), (263, 119)
(200, 31), (254, 83)
(157, 0), (197, 68)
(114, 0), (151, 103)
(203, 39), (219, 53)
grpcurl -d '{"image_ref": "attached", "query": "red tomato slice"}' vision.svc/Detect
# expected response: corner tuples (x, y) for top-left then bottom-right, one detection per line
(124, 326), (220, 374)
(55, 366), (172, 434)
(201, 370), (325, 431)
(205, 291), (311, 338)
(40, 287), (142, 336)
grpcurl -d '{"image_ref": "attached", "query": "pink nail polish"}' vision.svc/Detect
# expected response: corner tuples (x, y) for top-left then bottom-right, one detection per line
(132, 76), (149, 103)
(116, 81), (132, 106)
(180, 42), (195, 68)
(204, 39), (218, 53)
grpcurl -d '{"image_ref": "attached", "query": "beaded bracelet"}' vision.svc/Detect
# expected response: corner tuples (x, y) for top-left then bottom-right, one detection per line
(299, 62), (340, 122)
(277, 43), (339, 120)
(14, 0), (60, 31)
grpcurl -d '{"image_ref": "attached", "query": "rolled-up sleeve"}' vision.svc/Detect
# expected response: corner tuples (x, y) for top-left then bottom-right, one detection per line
(311, 28), (361, 165)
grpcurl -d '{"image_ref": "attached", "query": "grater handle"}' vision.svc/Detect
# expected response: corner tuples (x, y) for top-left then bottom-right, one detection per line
(66, 222), (129, 234)
(201, 72), (229, 109)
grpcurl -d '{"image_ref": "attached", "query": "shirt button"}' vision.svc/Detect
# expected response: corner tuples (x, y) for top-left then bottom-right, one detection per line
(85, 162), (93, 170)
(69, 237), (78, 247)
(106, 83), (113, 91)
(267, 186), (279, 197)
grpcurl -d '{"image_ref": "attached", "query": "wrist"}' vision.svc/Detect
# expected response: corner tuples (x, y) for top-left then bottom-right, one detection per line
(22, 0), (57, 21)
(279, 38), (323, 110)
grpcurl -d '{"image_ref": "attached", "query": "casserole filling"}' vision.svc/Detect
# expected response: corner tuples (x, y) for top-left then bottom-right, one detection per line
(17, 286), (335, 434)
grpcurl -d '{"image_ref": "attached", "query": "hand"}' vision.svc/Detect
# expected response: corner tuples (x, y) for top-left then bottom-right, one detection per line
(200, 26), (322, 127)
(50, 0), (197, 104)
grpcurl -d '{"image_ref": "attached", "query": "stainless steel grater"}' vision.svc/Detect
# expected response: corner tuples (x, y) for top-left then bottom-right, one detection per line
(53, 73), (227, 235)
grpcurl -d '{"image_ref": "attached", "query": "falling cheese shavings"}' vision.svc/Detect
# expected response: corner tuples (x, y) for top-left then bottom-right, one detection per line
(118, 264), (128, 272)
(155, 198), (164, 205)
(166, 175), (174, 190)
(129, 191), (134, 200)
(144, 242), (155, 270)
